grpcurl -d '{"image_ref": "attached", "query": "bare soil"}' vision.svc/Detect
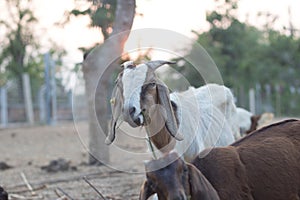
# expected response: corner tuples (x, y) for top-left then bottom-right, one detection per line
(0, 117), (292, 200)
(0, 121), (150, 200)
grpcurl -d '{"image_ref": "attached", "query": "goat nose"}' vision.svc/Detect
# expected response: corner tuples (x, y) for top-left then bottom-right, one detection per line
(129, 106), (136, 116)
(123, 103), (142, 127)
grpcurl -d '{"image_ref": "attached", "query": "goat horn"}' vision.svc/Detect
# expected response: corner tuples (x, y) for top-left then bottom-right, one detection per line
(146, 60), (176, 70)
(121, 61), (135, 68)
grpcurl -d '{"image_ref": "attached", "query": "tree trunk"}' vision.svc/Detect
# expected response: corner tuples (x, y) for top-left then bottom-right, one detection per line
(82, 0), (136, 165)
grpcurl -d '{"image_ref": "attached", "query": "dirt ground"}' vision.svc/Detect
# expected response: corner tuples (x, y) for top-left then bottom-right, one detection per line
(0, 121), (152, 200)
(0, 117), (295, 200)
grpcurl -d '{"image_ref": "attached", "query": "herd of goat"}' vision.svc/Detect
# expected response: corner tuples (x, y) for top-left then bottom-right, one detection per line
(0, 60), (299, 200)
(107, 60), (299, 200)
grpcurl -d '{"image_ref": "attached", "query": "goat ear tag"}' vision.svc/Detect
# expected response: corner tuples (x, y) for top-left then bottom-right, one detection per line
(110, 98), (116, 105)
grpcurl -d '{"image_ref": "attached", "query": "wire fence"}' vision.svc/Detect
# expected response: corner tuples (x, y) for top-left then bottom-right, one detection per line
(233, 83), (300, 117)
(0, 52), (88, 127)
(0, 76), (88, 127)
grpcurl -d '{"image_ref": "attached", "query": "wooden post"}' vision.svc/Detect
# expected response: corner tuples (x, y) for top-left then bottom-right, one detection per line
(50, 59), (57, 125)
(255, 83), (262, 114)
(0, 86), (8, 127)
(67, 90), (73, 120)
(239, 86), (246, 108)
(39, 85), (46, 123)
(44, 53), (51, 125)
(44, 53), (57, 125)
(22, 73), (34, 125)
(249, 88), (255, 114)
(265, 84), (272, 112)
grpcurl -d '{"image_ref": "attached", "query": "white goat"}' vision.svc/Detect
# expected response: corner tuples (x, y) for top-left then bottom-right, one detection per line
(236, 107), (254, 134)
(106, 60), (238, 162)
(168, 86), (239, 160)
(236, 107), (274, 135)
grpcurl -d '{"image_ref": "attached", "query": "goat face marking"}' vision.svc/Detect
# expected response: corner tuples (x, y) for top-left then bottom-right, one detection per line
(107, 60), (179, 145)
(121, 63), (149, 127)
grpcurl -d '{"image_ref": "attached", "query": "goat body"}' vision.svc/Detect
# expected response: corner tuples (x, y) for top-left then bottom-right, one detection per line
(167, 85), (236, 161)
(236, 107), (254, 134)
(194, 119), (300, 200)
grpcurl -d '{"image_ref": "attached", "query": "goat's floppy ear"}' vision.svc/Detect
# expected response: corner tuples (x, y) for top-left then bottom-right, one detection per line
(187, 163), (220, 200)
(146, 60), (176, 71)
(156, 83), (183, 141)
(139, 180), (155, 200)
(105, 85), (123, 145)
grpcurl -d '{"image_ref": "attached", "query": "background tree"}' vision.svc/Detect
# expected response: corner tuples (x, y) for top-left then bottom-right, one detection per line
(0, 0), (66, 98)
(0, 0), (40, 96)
(167, 0), (300, 116)
(70, 0), (136, 165)
(69, 0), (116, 40)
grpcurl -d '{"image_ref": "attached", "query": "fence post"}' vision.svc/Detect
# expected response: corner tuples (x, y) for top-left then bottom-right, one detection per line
(255, 83), (262, 114)
(239, 86), (246, 108)
(22, 73), (34, 125)
(67, 90), (73, 120)
(249, 88), (256, 114)
(0, 86), (8, 127)
(44, 53), (51, 125)
(44, 53), (57, 125)
(39, 85), (46, 123)
(50, 59), (57, 125)
(275, 84), (281, 117)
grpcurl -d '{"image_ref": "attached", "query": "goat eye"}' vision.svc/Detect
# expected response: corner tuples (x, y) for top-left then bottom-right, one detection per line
(148, 82), (156, 88)
(183, 166), (188, 172)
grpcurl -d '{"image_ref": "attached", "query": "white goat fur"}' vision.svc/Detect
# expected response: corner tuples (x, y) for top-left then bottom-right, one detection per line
(236, 107), (253, 134)
(168, 84), (238, 161)
(236, 107), (275, 135)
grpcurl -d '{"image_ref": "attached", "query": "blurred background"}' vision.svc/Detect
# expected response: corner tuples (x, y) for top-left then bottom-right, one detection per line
(0, 0), (299, 128)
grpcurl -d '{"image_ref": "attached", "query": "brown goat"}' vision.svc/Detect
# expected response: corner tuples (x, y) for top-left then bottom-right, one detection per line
(140, 119), (300, 200)
(140, 151), (220, 200)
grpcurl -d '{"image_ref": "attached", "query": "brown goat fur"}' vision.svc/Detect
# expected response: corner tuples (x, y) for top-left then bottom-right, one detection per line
(140, 119), (300, 200)
(192, 119), (300, 200)
(140, 152), (220, 200)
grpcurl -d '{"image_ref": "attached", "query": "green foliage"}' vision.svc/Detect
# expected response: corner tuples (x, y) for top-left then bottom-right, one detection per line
(167, 0), (300, 115)
(0, 0), (66, 97)
(0, 0), (38, 84)
(69, 0), (116, 40)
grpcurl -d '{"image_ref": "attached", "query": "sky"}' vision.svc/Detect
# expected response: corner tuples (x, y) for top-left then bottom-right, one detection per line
(1, 0), (300, 67)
